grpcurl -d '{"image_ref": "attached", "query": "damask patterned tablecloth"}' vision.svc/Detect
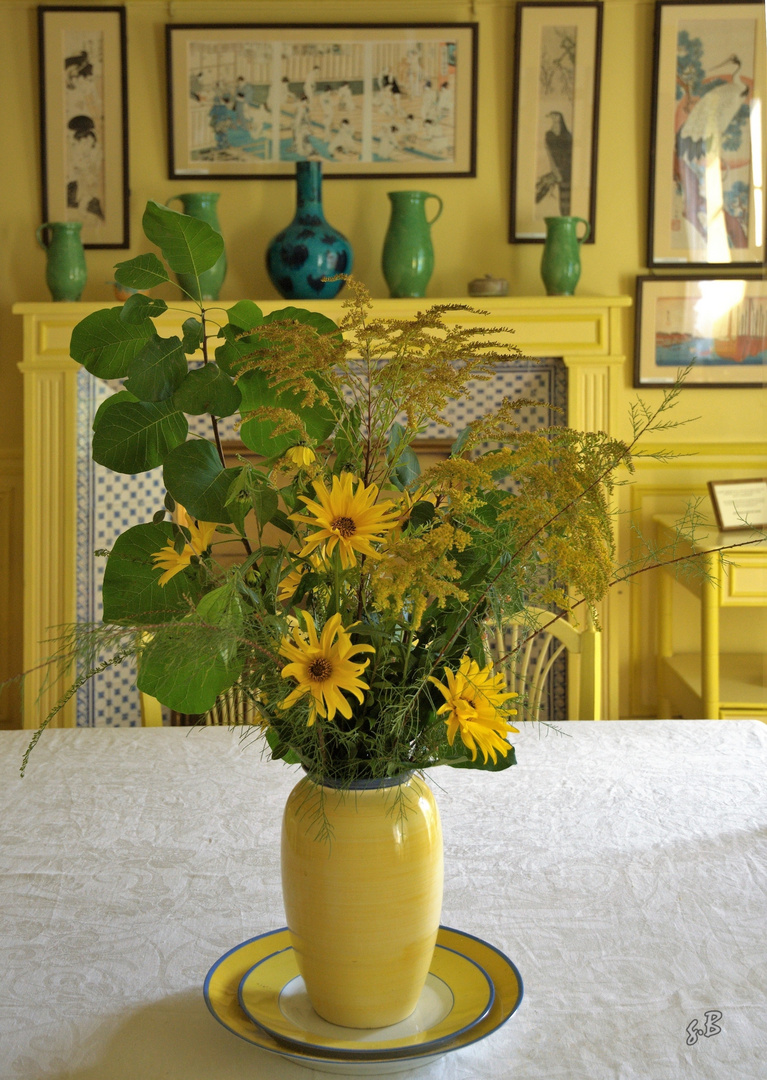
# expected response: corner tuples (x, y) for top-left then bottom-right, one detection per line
(1, 721), (765, 1080)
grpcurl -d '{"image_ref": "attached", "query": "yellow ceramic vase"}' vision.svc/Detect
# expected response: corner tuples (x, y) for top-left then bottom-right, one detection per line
(281, 772), (443, 1028)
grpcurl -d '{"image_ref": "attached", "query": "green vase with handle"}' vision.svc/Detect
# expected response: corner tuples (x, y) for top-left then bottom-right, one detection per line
(167, 192), (227, 301)
(36, 222), (87, 301)
(540, 216), (590, 296)
(382, 191), (443, 298)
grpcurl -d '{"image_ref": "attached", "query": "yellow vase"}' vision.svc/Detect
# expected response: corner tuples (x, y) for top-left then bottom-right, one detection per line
(281, 772), (443, 1028)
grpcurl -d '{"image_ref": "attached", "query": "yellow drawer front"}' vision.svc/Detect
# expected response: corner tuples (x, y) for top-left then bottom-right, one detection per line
(723, 557), (767, 605)
(719, 708), (767, 722)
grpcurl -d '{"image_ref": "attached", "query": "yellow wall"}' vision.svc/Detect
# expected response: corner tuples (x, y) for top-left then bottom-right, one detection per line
(0, 0), (765, 723)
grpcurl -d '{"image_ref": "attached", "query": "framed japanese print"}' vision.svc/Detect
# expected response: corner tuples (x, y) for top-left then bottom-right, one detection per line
(509, 2), (603, 243)
(38, 6), (129, 248)
(165, 23), (478, 179)
(648, 1), (767, 267)
(634, 275), (767, 387)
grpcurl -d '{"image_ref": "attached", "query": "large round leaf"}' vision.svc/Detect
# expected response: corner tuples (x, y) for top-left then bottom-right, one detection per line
(143, 200), (223, 276)
(238, 370), (338, 457)
(114, 252), (170, 291)
(136, 627), (243, 714)
(124, 335), (188, 403)
(162, 439), (240, 523)
(92, 399), (188, 473)
(102, 521), (197, 624)
(70, 307), (156, 379)
(172, 364), (241, 417)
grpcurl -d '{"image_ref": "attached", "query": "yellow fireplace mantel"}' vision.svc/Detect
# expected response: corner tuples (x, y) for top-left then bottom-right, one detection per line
(15, 294), (631, 728)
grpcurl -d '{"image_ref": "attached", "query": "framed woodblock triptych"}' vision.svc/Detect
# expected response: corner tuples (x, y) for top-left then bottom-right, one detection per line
(166, 23), (478, 179)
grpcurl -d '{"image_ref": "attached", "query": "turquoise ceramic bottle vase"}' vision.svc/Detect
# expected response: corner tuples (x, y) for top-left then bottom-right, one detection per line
(540, 216), (591, 296)
(266, 161), (352, 299)
(381, 191), (443, 298)
(167, 192), (227, 301)
(36, 222), (87, 301)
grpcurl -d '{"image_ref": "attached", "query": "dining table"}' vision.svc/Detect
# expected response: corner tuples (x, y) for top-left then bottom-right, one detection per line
(1, 720), (765, 1079)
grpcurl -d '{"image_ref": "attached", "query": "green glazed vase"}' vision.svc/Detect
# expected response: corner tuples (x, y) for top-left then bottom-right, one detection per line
(36, 222), (87, 302)
(167, 192), (227, 301)
(540, 216), (591, 296)
(382, 191), (443, 298)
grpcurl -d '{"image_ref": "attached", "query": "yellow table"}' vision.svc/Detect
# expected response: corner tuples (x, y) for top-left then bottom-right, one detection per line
(655, 515), (767, 720)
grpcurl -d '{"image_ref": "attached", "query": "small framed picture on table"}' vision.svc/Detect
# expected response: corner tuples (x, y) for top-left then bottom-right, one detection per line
(708, 478), (767, 531)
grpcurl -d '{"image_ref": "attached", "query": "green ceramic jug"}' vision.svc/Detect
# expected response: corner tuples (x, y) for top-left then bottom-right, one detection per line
(382, 191), (443, 298)
(167, 192), (227, 301)
(540, 216), (591, 296)
(36, 222), (87, 301)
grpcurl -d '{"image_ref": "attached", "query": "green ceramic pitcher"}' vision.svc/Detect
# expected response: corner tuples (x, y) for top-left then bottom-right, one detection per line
(540, 216), (591, 296)
(36, 221), (87, 301)
(382, 191), (443, 298)
(167, 192), (227, 301)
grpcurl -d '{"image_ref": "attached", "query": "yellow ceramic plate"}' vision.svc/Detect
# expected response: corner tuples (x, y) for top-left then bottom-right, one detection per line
(238, 941), (493, 1056)
(203, 926), (523, 1075)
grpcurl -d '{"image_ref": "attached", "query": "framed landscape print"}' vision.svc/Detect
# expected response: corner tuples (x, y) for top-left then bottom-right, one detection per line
(38, 6), (129, 248)
(635, 275), (767, 387)
(648, 1), (767, 267)
(166, 23), (477, 179)
(510, 2), (603, 243)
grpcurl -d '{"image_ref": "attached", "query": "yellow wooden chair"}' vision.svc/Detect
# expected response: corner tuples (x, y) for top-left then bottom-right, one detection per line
(140, 684), (258, 727)
(487, 607), (602, 721)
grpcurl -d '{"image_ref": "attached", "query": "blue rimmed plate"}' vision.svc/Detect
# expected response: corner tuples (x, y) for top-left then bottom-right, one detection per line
(237, 940), (493, 1057)
(203, 926), (523, 1075)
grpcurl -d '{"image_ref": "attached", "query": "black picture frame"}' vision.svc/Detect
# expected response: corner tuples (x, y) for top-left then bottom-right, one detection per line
(510, 2), (603, 244)
(165, 22), (478, 180)
(647, 0), (767, 268)
(38, 5), (129, 249)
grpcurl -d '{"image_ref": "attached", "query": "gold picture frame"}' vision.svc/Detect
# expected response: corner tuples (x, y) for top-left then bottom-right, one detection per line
(38, 6), (129, 249)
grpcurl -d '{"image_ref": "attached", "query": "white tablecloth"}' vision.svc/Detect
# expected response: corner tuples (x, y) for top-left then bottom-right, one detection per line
(1, 721), (765, 1079)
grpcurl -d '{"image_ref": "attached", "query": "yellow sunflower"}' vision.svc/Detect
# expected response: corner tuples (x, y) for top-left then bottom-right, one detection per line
(277, 552), (328, 604)
(279, 611), (375, 726)
(429, 656), (519, 764)
(290, 473), (401, 569)
(151, 512), (218, 586)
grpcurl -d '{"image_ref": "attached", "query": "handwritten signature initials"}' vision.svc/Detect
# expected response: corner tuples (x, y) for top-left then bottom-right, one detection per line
(686, 1010), (723, 1045)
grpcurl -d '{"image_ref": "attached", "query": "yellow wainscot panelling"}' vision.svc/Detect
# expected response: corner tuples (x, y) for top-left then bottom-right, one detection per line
(725, 559), (767, 604)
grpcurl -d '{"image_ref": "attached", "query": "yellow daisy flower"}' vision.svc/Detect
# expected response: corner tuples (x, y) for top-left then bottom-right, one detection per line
(279, 611), (375, 726)
(151, 511), (218, 586)
(290, 473), (401, 569)
(429, 656), (519, 764)
(285, 445), (316, 468)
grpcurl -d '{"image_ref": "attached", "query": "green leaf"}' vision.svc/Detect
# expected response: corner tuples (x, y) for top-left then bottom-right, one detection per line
(214, 334), (253, 378)
(70, 307), (156, 379)
(252, 486), (279, 527)
(172, 363), (241, 417)
(226, 300), (264, 332)
(181, 317), (204, 355)
(102, 521), (198, 624)
(92, 400), (188, 473)
(263, 306), (340, 338)
(451, 425), (473, 457)
(392, 446), (421, 491)
(264, 726), (302, 764)
(237, 370), (337, 457)
(162, 439), (240, 523)
(114, 252), (171, 290)
(125, 335), (188, 402)
(92, 389), (138, 431)
(142, 200), (224, 276)
(137, 628), (242, 714)
(119, 293), (169, 324)
(408, 500), (436, 530)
